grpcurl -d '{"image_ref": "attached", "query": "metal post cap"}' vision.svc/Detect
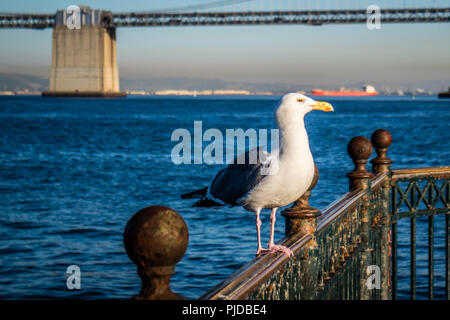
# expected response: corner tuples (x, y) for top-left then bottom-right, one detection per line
(370, 129), (393, 173)
(123, 205), (188, 300)
(347, 136), (373, 162)
(124, 205), (188, 268)
(347, 136), (374, 190)
(371, 129), (392, 150)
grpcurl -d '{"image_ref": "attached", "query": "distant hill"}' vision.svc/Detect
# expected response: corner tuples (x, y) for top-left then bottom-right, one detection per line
(0, 72), (447, 94)
(119, 77), (301, 93)
(0, 73), (48, 91)
(0, 73), (297, 93)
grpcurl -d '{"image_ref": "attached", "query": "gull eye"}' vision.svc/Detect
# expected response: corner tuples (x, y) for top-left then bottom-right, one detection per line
(297, 98), (305, 103)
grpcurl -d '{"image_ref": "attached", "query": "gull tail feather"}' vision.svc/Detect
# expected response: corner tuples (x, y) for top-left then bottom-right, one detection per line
(192, 198), (225, 207)
(181, 187), (208, 199)
(182, 187), (224, 207)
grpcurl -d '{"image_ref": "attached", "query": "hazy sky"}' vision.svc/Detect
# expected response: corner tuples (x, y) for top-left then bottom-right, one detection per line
(0, 0), (449, 87)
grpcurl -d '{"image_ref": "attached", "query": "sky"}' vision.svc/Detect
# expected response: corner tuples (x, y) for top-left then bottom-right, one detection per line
(0, 0), (449, 88)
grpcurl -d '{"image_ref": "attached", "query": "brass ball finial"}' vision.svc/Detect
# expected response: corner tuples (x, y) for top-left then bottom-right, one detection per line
(370, 129), (393, 173)
(347, 136), (374, 190)
(371, 129), (392, 150)
(124, 205), (189, 300)
(347, 136), (373, 162)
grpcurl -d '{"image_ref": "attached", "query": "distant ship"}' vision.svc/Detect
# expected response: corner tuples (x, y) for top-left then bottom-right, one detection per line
(312, 85), (378, 97)
(438, 87), (450, 98)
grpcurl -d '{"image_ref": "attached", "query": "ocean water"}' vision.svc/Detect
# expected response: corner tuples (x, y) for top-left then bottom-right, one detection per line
(0, 95), (449, 300)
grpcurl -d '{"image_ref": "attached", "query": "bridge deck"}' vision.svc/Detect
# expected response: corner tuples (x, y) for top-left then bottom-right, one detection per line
(0, 8), (449, 29)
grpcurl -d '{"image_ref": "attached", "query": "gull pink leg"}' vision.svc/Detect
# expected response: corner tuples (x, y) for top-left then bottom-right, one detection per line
(267, 208), (294, 257)
(255, 209), (270, 256)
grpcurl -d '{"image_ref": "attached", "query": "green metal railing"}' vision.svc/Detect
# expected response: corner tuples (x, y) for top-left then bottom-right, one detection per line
(122, 129), (450, 300)
(314, 173), (387, 300)
(390, 168), (450, 300)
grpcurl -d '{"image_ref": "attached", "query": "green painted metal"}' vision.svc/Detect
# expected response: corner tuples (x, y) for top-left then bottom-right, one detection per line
(391, 221), (398, 300)
(391, 178), (449, 215)
(447, 214), (450, 300)
(429, 215), (434, 300)
(411, 217), (416, 300)
(391, 174), (449, 300)
(314, 203), (369, 300)
(410, 183), (417, 299)
(391, 178), (398, 300)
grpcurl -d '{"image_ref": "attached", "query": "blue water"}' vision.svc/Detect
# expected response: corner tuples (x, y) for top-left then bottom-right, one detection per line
(0, 95), (449, 300)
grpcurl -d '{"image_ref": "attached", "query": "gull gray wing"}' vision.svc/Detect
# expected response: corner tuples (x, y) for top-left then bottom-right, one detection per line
(207, 147), (272, 206)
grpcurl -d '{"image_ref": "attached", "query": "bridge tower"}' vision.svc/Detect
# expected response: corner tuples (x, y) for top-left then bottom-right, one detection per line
(43, 6), (125, 97)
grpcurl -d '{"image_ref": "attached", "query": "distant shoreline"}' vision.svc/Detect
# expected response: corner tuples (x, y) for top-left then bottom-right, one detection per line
(0, 93), (441, 99)
(0, 90), (441, 98)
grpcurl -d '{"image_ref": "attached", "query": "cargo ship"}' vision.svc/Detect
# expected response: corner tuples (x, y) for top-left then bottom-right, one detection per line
(438, 87), (450, 98)
(312, 85), (378, 97)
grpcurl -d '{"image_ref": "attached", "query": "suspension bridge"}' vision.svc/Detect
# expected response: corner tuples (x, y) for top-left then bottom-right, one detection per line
(0, 0), (448, 96)
(1, 4), (449, 28)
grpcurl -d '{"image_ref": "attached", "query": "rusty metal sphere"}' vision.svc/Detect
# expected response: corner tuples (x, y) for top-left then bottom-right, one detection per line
(347, 136), (372, 161)
(123, 205), (188, 268)
(371, 129), (392, 150)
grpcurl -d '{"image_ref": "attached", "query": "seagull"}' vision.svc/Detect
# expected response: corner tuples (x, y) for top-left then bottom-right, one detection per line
(182, 93), (333, 257)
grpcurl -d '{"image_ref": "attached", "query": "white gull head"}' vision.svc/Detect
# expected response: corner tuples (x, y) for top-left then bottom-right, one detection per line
(275, 93), (334, 129)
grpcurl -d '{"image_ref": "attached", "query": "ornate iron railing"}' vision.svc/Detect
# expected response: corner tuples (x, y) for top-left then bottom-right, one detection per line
(122, 129), (450, 300)
(390, 167), (450, 300)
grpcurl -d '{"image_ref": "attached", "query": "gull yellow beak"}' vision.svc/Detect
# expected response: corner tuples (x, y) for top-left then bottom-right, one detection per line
(311, 101), (334, 112)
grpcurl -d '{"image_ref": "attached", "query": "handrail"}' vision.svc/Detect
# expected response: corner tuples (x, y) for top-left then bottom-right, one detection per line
(392, 166), (450, 180)
(200, 233), (312, 300)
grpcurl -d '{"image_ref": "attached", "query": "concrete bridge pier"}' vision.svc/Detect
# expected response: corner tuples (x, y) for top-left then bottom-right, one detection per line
(42, 7), (125, 97)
